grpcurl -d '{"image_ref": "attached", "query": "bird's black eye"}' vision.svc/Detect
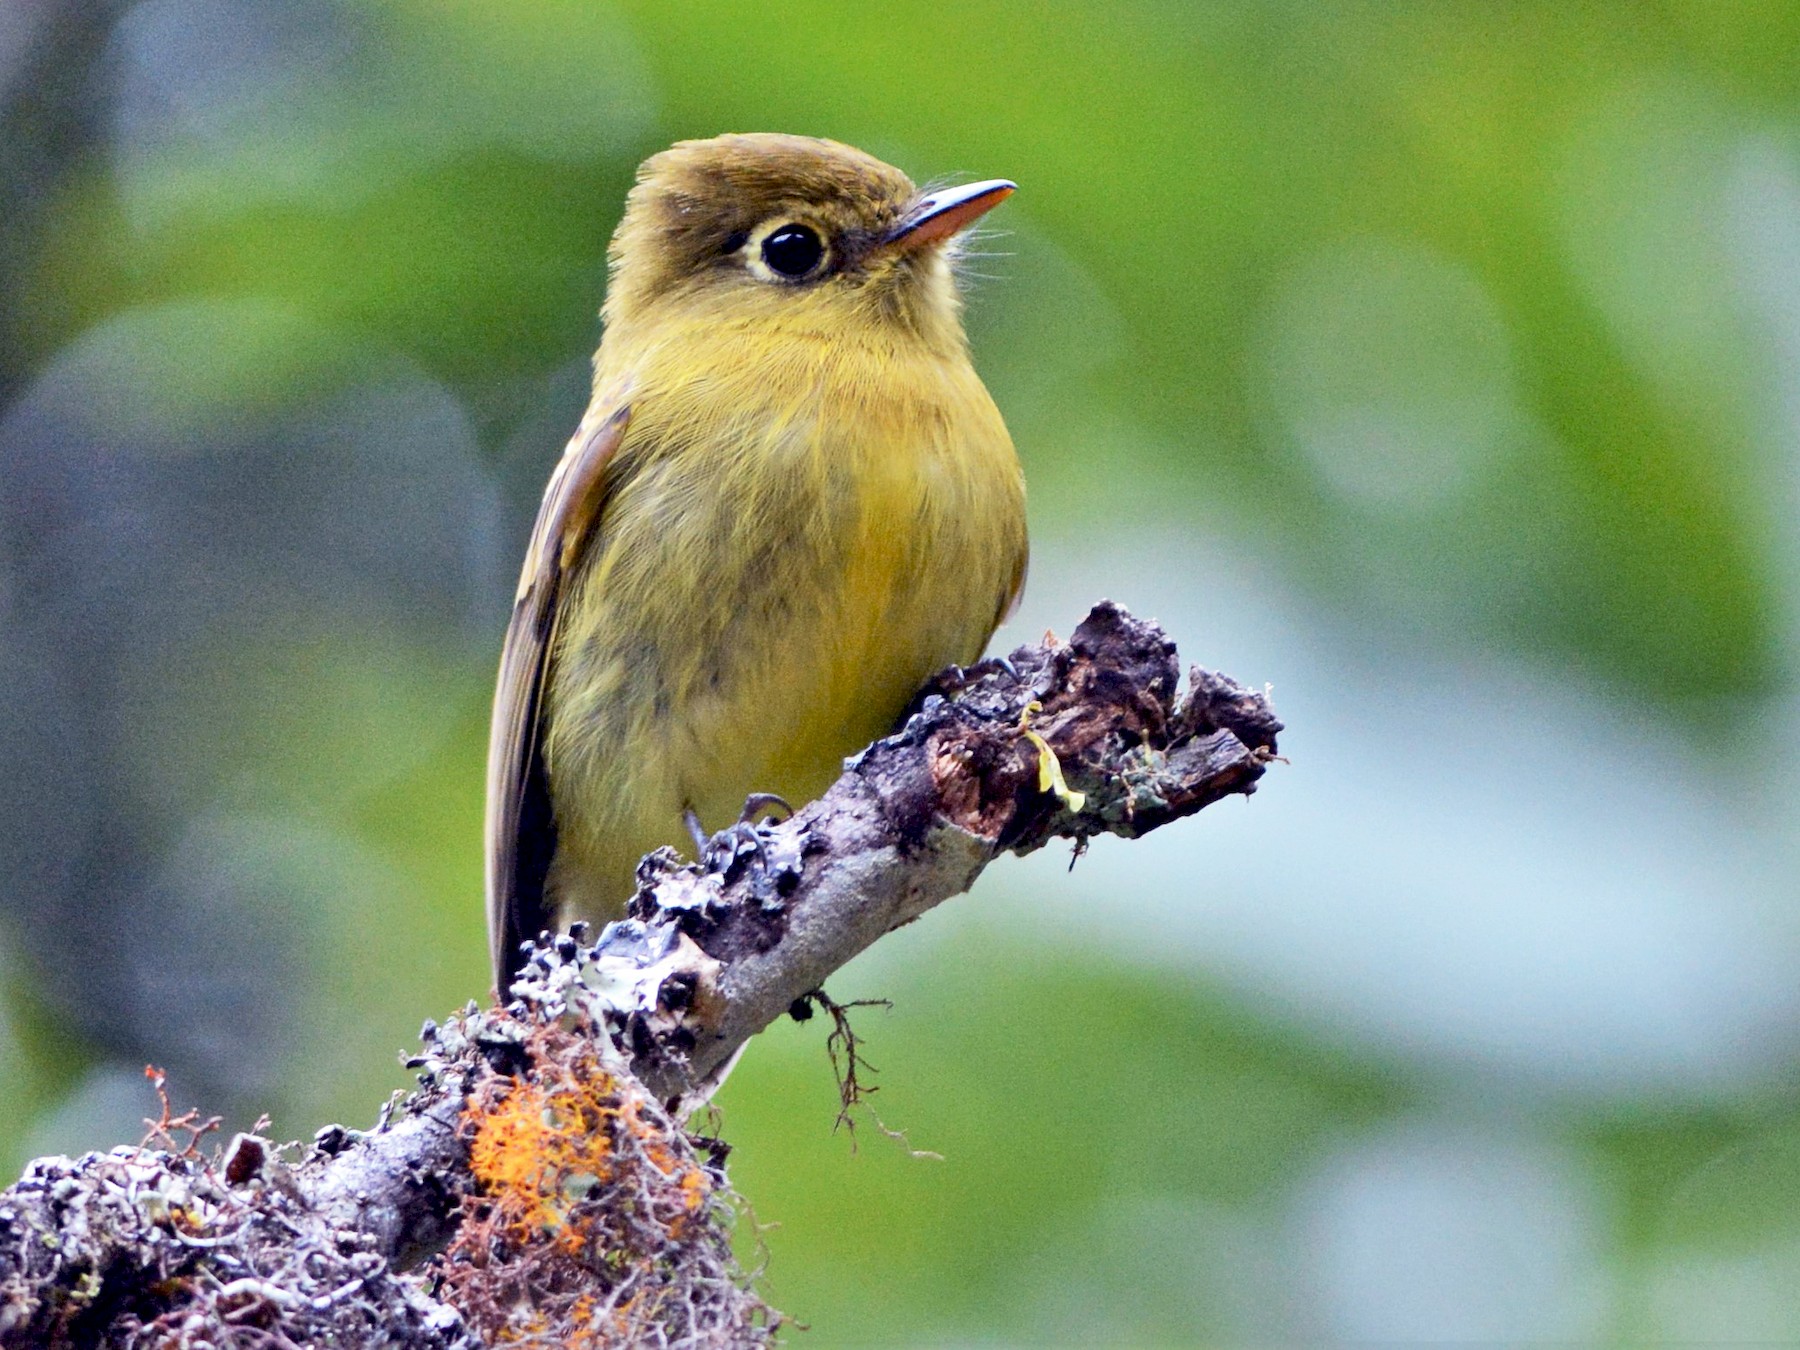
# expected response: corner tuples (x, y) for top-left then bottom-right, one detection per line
(761, 224), (825, 278)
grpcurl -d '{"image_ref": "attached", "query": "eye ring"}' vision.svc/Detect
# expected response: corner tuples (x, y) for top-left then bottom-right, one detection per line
(759, 223), (826, 279)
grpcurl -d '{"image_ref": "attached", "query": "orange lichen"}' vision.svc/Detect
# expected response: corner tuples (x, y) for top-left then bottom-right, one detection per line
(436, 1014), (757, 1347)
(468, 1048), (621, 1242)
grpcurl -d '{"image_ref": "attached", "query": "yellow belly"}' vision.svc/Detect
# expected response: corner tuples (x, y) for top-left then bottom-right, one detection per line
(540, 328), (1025, 926)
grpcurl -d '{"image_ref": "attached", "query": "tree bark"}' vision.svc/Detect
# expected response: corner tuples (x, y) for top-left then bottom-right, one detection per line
(0, 601), (1281, 1348)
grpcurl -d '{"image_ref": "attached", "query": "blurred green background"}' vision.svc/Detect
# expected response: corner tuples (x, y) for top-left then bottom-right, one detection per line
(5, 1), (1800, 1342)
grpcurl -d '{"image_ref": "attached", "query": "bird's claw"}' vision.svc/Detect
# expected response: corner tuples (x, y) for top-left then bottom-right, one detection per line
(685, 793), (794, 865)
(688, 793), (807, 907)
(738, 792), (793, 826)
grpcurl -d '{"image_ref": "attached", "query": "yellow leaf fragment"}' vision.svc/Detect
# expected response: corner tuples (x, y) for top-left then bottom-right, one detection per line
(1023, 726), (1086, 814)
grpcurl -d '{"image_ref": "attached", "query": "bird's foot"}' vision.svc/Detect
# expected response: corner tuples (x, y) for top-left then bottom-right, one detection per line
(684, 793), (793, 857)
(737, 791), (793, 826)
(686, 794), (806, 907)
(906, 654), (1026, 719)
(981, 654), (1022, 683)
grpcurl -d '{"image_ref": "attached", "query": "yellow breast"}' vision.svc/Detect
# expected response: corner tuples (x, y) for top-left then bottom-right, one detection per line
(540, 317), (1026, 923)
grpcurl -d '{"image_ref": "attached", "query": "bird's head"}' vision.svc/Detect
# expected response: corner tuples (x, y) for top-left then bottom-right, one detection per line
(601, 133), (1014, 356)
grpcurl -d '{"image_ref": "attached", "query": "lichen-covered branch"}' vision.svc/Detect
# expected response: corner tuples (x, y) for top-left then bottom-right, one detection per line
(551, 600), (1282, 1108)
(0, 602), (1280, 1348)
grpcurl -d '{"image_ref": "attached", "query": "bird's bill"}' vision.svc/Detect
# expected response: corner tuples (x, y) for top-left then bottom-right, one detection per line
(884, 179), (1016, 252)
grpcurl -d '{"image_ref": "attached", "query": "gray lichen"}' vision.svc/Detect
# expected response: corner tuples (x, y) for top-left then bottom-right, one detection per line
(0, 601), (1279, 1349)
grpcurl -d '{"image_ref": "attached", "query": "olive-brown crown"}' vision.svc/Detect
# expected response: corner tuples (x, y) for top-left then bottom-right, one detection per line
(602, 133), (958, 340)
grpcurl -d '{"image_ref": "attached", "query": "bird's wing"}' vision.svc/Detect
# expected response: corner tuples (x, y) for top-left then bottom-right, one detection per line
(486, 401), (631, 994)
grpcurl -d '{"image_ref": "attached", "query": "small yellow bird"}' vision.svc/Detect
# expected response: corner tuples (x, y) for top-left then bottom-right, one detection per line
(486, 133), (1027, 992)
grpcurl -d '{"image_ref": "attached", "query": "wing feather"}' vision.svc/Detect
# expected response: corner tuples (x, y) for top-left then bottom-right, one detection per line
(485, 402), (631, 993)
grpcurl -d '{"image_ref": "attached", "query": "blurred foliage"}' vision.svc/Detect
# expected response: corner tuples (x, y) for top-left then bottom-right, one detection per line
(4, 0), (1800, 1341)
